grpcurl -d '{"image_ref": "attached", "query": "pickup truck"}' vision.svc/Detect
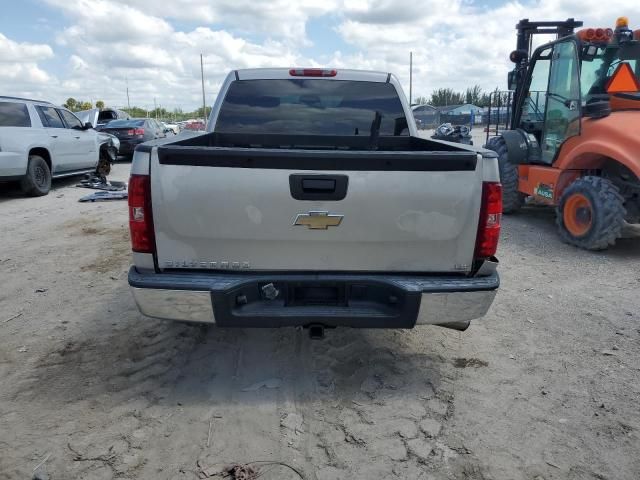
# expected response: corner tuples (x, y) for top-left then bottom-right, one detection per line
(127, 68), (501, 337)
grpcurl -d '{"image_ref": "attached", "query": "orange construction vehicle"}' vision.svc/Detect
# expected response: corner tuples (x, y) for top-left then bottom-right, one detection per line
(485, 17), (640, 250)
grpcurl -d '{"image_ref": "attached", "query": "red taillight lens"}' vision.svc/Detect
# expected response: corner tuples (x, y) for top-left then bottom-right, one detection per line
(127, 128), (145, 136)
(474, 182), (502, 259)
(128, 174), (155, 253)
(289, 68), (337, 77)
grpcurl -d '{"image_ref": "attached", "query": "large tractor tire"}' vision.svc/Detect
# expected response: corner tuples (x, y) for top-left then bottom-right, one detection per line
(556, 176), (626, 250)
(20, 154), (51, 196)
(485, 136), (524, 213)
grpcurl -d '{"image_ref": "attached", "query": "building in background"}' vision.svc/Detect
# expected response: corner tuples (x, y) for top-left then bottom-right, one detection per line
(411, 103), (484, 129)
(411, 104), (438, 129)
(436, 104), (484, 126)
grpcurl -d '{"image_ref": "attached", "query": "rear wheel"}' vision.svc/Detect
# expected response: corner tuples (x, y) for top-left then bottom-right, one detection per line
(556, 176), (625, 250)
(20, 155), (51, 196)
(485, 136), (524, 213)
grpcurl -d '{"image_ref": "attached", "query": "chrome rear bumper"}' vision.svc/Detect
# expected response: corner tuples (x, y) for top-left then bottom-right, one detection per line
(129, 266), (498, 329)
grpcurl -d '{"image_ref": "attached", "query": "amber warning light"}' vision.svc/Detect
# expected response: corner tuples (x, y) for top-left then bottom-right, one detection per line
(576, 28), (613, 42)
(616, 16), (629, 29)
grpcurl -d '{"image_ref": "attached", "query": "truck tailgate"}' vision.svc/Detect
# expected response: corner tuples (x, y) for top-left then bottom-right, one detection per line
(150, 139), (483, 273)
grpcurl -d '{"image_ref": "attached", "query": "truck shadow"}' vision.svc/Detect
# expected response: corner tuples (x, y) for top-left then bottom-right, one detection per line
(5, 289), (464, 479)
(12, 302), (449, 411)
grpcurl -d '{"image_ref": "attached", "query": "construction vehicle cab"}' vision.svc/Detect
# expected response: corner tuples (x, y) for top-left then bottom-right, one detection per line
(486, 17), (640, 250)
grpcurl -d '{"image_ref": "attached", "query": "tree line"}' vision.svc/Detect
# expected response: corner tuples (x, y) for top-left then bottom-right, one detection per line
(414, 85), (511, 108)
(62, 97), (211, 121)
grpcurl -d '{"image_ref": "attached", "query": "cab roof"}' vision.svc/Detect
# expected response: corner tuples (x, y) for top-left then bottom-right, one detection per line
(235, 68), (391, 83)
(0, 95), (53, 105)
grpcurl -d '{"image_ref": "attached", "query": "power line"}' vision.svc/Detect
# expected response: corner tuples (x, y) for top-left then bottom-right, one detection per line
(409, 51), (413, 106)
(201, 53), (207, 128)
(126, 77), (131, 110)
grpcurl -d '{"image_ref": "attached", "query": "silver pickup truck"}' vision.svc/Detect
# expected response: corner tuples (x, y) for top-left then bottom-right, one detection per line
(127, 68), (501, 337)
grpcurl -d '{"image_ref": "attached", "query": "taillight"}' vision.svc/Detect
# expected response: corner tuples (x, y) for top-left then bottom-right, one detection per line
(474, 182), (502, 259)
(127, 128), (145, 136)
(128, 174), (155, 253)
(289, 68), (337, 77)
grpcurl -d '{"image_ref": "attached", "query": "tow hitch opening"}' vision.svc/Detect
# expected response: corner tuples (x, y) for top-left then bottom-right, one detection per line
(308, 324), (326, 339)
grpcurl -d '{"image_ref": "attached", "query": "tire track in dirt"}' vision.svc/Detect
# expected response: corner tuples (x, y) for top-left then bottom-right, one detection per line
(2, 283), (212, 479)
(264, 329), (480, 479)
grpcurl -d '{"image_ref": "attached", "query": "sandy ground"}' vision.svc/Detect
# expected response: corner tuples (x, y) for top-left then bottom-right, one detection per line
(1, 162), (639, 480)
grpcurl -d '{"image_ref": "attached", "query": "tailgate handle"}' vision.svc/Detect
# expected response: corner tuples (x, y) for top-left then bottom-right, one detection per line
(302, 178), (335, 192)
(290, 174), (348, 201)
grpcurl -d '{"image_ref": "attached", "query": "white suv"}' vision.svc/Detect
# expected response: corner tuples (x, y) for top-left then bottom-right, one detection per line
(0, 96), (119, 196)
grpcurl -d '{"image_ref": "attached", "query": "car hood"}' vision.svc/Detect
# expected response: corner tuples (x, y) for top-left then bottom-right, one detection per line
(76, 108), (100, 128)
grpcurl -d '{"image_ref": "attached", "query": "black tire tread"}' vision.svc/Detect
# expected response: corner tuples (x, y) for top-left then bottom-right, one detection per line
(20, 155), (51, 197)
(485, 136), (523, 213)
(556, 176), (626, 250)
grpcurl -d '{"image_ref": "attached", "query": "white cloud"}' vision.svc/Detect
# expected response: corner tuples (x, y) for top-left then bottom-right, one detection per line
(334, 0), (640, 99)
(105, 0), (340, 41)
(0, 33), (53, 63)
(46, 0), (173, 44)
(0, 34), (53, 87)
(0, 63), (51, 84)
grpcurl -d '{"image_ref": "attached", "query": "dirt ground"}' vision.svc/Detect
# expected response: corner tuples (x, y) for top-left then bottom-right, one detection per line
(1, 162), (639, 480)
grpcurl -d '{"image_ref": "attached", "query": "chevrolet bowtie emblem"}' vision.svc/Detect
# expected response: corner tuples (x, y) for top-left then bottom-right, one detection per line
(293, 211), (344, 230)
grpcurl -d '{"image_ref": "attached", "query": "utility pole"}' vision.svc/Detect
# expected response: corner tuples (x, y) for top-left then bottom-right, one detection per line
(409, 51), (413, 106)
(200, 53), (207, 128)
(126, 77), (131, 110)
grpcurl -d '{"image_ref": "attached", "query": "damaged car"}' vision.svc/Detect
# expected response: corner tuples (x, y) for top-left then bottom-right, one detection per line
(77, 107), (130, 130)
(0, 96), (119, 196)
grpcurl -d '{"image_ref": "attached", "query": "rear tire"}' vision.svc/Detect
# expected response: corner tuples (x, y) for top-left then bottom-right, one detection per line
(556, 176), (625, 250)
(20, 155), (51, 196)
(485, 136), (524, 213)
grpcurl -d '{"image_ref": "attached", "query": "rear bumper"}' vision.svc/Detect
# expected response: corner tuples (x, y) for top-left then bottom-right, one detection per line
(128, 267), (498, 329)
(118, 140), (144, 154)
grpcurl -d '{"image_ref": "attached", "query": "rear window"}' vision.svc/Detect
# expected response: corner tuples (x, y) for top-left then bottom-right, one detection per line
(215, 79), (409, 136)
(106, 119), (145, 128)
(0, 102), (31, 127)
(98, 110), (118, 122)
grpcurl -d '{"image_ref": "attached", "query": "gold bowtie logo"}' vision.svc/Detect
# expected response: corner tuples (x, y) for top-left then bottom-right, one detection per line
(293, 211), (344, 230)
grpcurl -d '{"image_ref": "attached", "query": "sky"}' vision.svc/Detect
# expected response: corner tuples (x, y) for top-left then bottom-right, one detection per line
(0, 0), (639, 111)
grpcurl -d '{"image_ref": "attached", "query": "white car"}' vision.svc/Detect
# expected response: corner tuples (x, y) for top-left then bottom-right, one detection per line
(0, 96), (119, 196)
(162, 122), (180, 135)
